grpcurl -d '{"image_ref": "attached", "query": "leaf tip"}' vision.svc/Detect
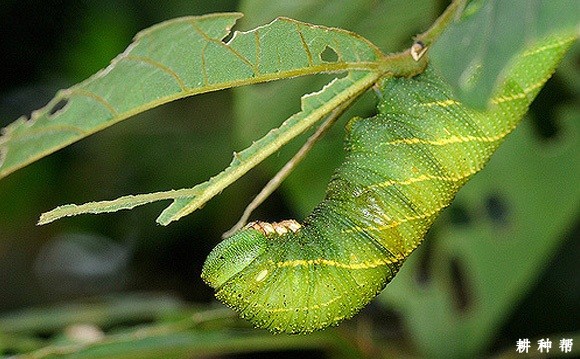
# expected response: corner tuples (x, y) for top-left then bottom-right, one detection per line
(155, 206), (178, 226)
(37, 215), (51, 226)
(37, 208), (64, 226)
(37, 203), (81, 225)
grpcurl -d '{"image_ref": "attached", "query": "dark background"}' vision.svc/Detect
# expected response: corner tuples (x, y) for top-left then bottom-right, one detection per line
(0, 1), (578, 357)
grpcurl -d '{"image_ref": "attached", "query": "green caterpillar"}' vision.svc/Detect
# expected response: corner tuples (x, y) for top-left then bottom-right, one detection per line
(202, 34), (576, 334)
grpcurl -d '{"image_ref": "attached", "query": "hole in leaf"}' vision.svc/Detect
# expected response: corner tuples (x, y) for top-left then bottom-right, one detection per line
(449, 256), (472, 313)
(529, 75), (572, 141)
(362, 303), (405, 337)
(220, 19), (240, 45)
(221, 30), (235, 44)
(48, 98), (68, 116)
(448, 202), (472, 226)
(415, 231), (436, 287)
(485, 193), (510, 227)
(320, 46), (338, 62)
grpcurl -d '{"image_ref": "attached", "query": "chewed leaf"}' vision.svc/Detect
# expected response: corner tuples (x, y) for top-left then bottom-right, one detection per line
(0, 13), (383, 179)
(38, 71), (380, 225)
(155, 72), (379, 225)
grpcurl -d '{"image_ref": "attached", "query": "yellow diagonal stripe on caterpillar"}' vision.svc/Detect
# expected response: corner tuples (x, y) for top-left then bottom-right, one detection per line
(370, 164), (480, 190)
(491, 73), (554, 104)
(385, 131), (508, 146)
(521, 35), (577, 57)
(339, 168), (484, 235)
(492, 35), (575, 104)
(418, 99), (459, 108)
(273, 255), (400, 270)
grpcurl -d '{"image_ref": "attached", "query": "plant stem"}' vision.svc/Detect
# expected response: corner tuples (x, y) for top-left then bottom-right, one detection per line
(415, 0), (467, 46)
(222, 95), (355, 238)
(378, 0), (466, 77)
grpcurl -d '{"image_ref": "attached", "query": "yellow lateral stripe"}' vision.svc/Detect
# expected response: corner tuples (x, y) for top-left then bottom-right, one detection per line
(385, 131), (507, 146)
(223, 286), (344, 314)
(521, 35), (576, 57)
(274, 256), (398, 270)
(418, 99), (460, 108)
(370, 165), (479, 190)
(491, 75), (551, 104)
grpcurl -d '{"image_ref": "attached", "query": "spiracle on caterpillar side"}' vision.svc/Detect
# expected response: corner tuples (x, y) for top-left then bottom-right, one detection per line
(255, 269), (269, 283)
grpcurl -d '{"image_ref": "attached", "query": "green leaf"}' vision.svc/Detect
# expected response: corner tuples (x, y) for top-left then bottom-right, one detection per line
(430, 0), (580, 109)
(0, 13), (384, 179)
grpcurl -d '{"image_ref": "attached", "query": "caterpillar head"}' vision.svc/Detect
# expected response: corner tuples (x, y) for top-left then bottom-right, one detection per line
(201, 220), (301, 289)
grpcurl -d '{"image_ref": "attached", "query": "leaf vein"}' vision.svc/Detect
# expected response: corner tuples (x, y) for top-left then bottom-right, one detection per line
(254, 31), (261, 75)
(296, 25), (315, 66)
(66, 88), (119, 117)
(190, 21), (257, 76)
(124, 55), (188, 91)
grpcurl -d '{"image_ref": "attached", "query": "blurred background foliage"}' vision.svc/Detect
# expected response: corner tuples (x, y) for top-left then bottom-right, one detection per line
(0, 0), (577, 358)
